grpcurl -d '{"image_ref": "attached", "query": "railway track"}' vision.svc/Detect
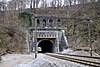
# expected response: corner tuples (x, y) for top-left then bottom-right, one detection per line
(57, 53), (100, 59)
(45, 53), (100, 67)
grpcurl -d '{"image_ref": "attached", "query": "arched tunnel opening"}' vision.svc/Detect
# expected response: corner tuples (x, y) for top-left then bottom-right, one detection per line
(38, 39), (54, 53)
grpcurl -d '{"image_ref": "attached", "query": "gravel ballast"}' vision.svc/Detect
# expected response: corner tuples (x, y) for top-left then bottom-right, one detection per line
(0, 49), (100, 67)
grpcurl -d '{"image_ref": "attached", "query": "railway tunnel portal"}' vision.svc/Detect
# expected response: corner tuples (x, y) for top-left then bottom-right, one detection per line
(28, 14), (68, 53)
(38, 39), (54, 53)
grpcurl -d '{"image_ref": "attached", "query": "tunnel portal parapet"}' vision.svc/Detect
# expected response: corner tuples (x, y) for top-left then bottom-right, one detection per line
(28, 14), (68, 53)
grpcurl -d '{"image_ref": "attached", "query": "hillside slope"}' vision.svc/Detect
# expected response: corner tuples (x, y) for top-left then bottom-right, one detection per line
(0, 2), (100, 54)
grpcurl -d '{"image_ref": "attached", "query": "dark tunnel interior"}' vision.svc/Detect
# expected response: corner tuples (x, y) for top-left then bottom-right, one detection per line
(38, 40), (53, 53)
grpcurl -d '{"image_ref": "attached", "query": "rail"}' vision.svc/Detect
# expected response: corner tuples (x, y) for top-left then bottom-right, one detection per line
(45, 53), (100, 67)
(57, 53), (100, 59)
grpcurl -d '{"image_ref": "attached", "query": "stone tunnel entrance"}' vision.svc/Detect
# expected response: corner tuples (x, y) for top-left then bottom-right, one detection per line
(38, 39), (54, 53)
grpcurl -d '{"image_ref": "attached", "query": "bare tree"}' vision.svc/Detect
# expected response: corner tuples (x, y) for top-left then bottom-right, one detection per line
(30, 0), (40, 12)
(36, 0), (40, 8)
(64, 0), (69, 6)
(50, 0), (56, 7)
(57, 0), (62, 7)
(41, 0), (47, 8)
(73, 0), (77, 5)
(0, 1), (6, 11)
(69, 0), (72, 6)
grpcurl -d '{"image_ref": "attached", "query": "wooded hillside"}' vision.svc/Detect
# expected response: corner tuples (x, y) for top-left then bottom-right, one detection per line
(0, 0), (100, 54)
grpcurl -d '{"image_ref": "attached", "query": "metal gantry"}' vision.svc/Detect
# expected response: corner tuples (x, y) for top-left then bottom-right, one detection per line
(87, 18), (93, 56)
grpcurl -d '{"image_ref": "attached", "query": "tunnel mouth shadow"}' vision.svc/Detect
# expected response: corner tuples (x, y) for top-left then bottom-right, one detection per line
(38, 39), (54, 53)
